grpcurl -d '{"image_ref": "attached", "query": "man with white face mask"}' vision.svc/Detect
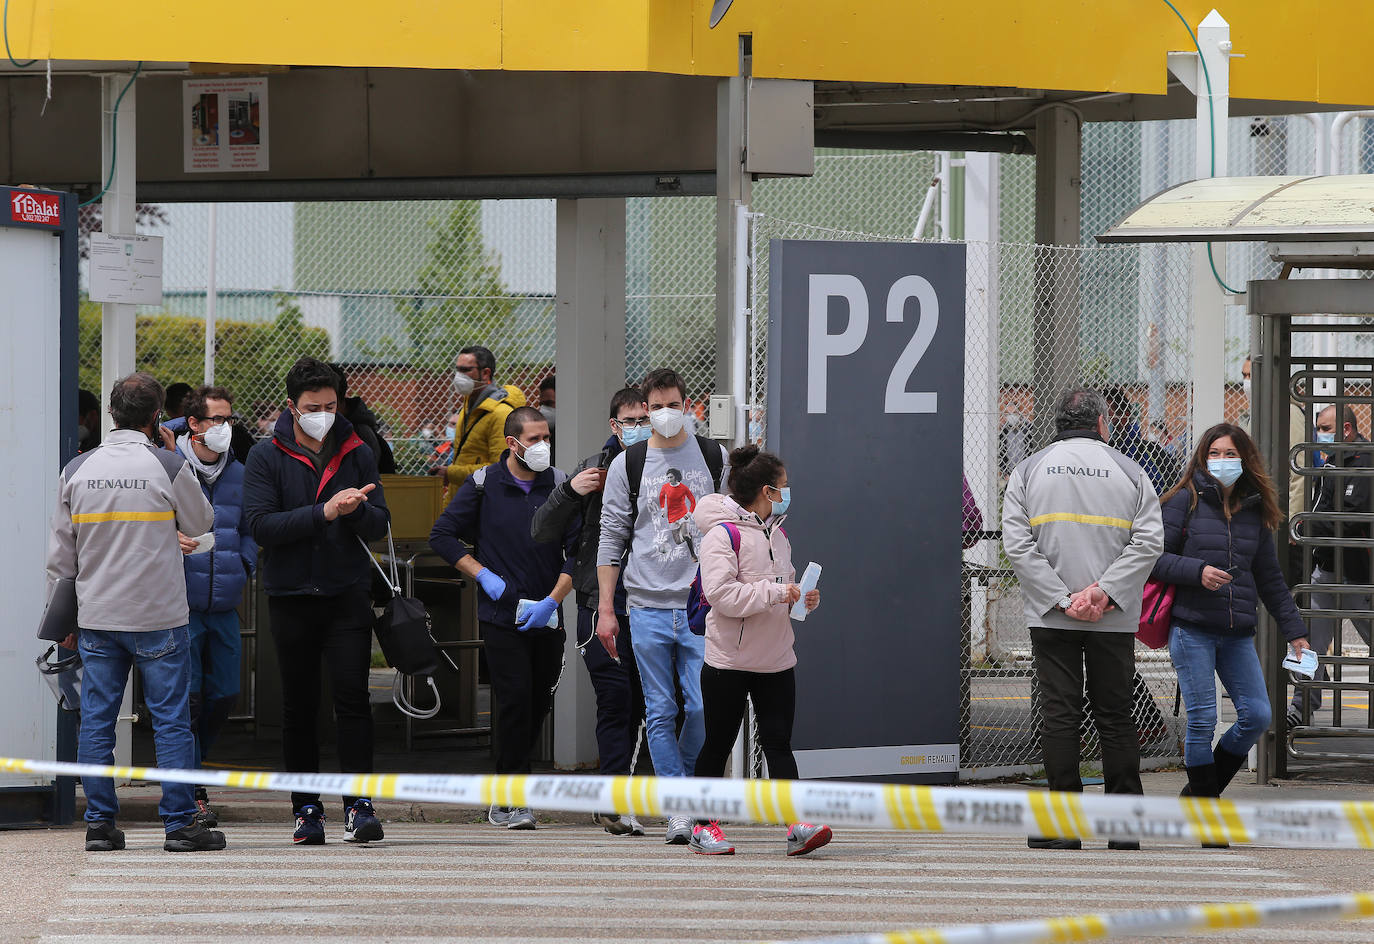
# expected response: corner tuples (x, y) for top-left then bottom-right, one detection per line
(433, 345), (526, 488)
(597, 368), (729, 844)
(243, 356), (391, 846)
(172, 386), (258, 827)
(430, 407), (577, 830)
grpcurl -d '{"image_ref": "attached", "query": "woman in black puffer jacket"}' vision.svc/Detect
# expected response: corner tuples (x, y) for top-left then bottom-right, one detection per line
(1152, 423), (1310, 800)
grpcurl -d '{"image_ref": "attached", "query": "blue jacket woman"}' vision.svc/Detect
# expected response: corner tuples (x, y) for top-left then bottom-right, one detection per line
(1151, 423), (1309, 807)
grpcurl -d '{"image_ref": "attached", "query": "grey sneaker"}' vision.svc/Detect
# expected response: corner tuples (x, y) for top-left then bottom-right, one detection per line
(488, 805), (514, 827)
(689, 821), (735, 855)
(665, 814), (693, 844)
(507, 807), (537, 830)
(594, 812), (633, 836)
(785, 822), (833, 857)
(626, 814), (646, 836)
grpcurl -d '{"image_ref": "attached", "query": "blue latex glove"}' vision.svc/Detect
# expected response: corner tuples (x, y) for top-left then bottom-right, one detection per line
(516, 595), (559, 632)
(475, 568), (507, 601)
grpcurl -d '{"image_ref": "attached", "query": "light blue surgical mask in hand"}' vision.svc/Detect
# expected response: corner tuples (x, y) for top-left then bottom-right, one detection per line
(769, 485), (791, 517)
(1207, 458), (1244, 487)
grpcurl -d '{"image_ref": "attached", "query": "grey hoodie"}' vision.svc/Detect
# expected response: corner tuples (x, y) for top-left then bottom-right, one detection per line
(1001, 431), (1164, 632)
(46, 429), (215, 632)
(597, 436), (729, 609)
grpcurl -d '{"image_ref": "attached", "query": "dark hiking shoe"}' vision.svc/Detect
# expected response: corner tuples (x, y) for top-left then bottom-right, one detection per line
(85, 821), (126, 852)
(164, 821), (227, 852)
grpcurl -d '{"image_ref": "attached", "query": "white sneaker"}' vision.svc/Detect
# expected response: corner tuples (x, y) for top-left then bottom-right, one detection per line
(665, 814), (692, 844)
(626, 814), (646, 836)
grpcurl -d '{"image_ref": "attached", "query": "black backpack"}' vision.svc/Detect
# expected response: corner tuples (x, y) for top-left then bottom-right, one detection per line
(623, 434), (726, 532)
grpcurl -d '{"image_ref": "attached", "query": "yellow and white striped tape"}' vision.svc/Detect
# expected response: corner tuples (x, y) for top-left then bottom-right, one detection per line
(765, 891), (1374, 944)
(5, 754), (1374, 849)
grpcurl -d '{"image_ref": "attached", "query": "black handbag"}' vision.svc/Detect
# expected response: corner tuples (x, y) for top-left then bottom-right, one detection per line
(359, 528), (450, 719)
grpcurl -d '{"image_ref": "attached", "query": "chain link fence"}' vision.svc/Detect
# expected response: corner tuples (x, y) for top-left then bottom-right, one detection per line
(75, 120), (1365, 777)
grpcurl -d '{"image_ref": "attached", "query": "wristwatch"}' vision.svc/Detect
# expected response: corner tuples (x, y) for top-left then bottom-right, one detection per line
(1057, 595), (1073, 611)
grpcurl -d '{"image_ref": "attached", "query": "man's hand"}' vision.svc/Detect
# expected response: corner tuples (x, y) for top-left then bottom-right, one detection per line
(322, 482), (376, 521)
(1065, 584), (1111, 622)
(596, 605), (620, 661)
(569, 467), (607, 496)
(1201, 565), (1233, 591)
(177, 531), (198, 555)
(474, 568), (507, 601)
(59, 633), (77, 651)
(158, 425), (177, 450)
(516, 596), (559, 632)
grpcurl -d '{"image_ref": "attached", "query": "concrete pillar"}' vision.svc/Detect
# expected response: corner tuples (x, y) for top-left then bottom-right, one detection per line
(1030, 107), (1081, 446)
(552, 198), (627, 770)
(99, 72), (138, 770)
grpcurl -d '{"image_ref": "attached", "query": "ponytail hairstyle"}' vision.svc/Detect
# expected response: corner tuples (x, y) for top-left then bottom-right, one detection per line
(727, 444), (786, 506)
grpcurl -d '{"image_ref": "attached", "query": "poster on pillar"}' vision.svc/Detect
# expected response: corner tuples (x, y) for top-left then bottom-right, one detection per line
(183, 78), (269, 173)
(767, 240), (965, 784)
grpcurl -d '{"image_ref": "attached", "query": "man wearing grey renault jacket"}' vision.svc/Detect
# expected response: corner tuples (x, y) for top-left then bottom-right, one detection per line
(597, 368), (728, 845)
(1002, 386), (1164, 851)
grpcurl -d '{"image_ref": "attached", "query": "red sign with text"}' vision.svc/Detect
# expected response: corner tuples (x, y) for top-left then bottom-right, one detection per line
(10, 190), (61, 226)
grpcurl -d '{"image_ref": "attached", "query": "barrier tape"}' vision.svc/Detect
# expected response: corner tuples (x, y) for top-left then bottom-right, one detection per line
(6, 755), (1374, 849)
(768, 891), (1374, 944)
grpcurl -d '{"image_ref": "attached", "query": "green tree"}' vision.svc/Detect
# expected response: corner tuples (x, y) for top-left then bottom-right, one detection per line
(389, 203), (519, 371)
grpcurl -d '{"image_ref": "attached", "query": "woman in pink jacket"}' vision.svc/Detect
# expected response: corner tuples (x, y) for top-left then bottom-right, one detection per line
(685, 445), (829, 857)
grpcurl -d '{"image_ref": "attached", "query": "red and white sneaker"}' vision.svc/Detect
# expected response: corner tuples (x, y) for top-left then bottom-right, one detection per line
(786, 822), (833, 856)
(688, 821), (735, 855)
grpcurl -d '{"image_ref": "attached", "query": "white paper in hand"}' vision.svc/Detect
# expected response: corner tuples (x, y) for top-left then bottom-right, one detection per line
(190, 532), (216, 555)
(791, 562), (822, 621)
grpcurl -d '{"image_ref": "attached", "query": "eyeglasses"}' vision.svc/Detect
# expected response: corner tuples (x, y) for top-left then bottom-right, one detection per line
(197, 415), (238, 427)
(613, 417), (652, 430)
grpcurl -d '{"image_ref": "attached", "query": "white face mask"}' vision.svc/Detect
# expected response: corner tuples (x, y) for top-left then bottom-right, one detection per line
(76, 424), (90, 441)
(453, 371), (476, 396)
(515, 439), (551, 473)
(201, 423), (233, 454)
(649, 407), (686, 439)
(1242, 377), (1251, 399)
(295, 408), (335, 441)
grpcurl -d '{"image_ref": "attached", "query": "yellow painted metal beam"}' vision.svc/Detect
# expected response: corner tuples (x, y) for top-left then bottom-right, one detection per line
(4, 1), (1373, 107)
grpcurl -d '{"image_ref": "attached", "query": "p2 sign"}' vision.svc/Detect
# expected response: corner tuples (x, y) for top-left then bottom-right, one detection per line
(768, 240), (965, 783)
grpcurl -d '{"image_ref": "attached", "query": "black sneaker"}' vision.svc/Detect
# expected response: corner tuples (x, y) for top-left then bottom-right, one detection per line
(1107, 840), (1141, 851)
(85, 821), (126, 852)
(293, 804), (326, 845)
(343, 798), (384, 843)
(164, 821), (227, 852)
(1027, 837), (1082, 850)
(194, 788), (219, 828)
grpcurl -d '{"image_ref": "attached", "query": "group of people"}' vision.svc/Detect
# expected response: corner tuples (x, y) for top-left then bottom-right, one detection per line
(50, 353), (830, 858)
(1002, 385), (1312, 849)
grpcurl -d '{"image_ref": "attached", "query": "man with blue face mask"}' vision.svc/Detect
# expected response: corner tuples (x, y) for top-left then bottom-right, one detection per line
(531, 388), (650, 835)
(1291, 404), (1374, 726)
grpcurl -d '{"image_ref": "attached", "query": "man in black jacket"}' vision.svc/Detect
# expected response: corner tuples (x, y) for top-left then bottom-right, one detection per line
(430, 406), (579, 831)
(243, 356), (390, 846)
(1291, 404), (1373, 724)
(531, 387), (649, 835)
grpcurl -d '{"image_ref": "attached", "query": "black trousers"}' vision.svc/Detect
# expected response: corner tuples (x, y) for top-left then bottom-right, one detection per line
(695, 664), (798, 781)
(577, 607), (645, 776)
(1030, 627), (1143, 796)
(482, 621), (565, 776)
(267, 590), (375, 814)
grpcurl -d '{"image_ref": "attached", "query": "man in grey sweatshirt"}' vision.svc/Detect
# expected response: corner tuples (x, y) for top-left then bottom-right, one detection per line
(1002, 385), (1164, 850)
(597, 368), (728, 844)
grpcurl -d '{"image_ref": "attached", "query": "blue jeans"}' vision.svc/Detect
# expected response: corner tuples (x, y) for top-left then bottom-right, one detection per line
(1169, 622), (1272, 768)
(188, 609), (242, 769)
(628, 607), (704, 778)
(78, 626), (197, 832)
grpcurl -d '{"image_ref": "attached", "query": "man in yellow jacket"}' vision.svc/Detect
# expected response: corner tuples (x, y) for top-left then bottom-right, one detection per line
(437, 345), (527, 489)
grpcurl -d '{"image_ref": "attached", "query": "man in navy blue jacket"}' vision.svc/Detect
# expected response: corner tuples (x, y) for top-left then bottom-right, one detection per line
(243, 357), (390, 846)
(173, 385), (257, 828)
(430, 406), (578, 831)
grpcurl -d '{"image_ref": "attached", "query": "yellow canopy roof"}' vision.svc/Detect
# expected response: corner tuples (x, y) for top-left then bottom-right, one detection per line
(5, 1), (1374, 106)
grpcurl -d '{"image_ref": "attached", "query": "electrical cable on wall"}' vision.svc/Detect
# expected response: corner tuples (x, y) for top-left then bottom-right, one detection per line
(79, 63), (143, 208)
(4, 0), (36, 67)
(1161, 0), (1248, 296)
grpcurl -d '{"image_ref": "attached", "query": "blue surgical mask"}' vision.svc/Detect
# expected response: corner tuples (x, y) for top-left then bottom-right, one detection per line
(769, 485), (791, 517)
(1315, 431), (1336, 443)
(1207, 458), (1244, 487)
(619, 424), (651, 447)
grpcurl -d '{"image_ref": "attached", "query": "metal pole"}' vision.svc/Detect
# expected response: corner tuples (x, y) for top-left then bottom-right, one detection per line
(205, 203), (217, 384)
(731, 202), (749, 446)
(714, 43), (752, 408)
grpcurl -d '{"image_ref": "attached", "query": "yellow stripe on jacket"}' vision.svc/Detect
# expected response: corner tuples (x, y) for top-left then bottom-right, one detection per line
(1028, 512), (1132, 530)
(71, 510), (176, 523)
